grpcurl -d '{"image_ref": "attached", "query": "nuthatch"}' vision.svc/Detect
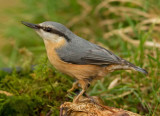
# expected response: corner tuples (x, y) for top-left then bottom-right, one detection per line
(22, 21), (148, 103)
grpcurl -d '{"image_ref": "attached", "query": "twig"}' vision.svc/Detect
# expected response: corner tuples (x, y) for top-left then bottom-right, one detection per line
(46, 110), (52, 116)
(103, 26), (133, 38)
(67, 0), (92, 27)
(103, 90), (134, 100)
(107, 6), (151, 18)
(95, 0), (143, 15)
(108, 77), (121, 90)
(118, 33), (160, 48)
(103, 24), (160, 48)
(0, 90), (13, 96)
(138, 18), (160, 26)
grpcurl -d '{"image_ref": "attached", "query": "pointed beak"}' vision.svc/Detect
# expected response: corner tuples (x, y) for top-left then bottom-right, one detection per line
(21, 21), (40, 29)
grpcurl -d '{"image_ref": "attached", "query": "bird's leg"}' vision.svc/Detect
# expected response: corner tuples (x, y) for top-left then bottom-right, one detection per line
(67, 81), (79, 93)
(73, 80), (88, 103)
(73, 89), (85, 103)
(84, 93), (115, 113)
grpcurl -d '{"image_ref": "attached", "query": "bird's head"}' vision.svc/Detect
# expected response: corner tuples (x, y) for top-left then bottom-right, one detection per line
(22, 21), (70, 43)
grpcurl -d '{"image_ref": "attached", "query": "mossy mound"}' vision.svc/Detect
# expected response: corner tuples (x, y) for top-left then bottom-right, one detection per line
(0, 57), (73, 116)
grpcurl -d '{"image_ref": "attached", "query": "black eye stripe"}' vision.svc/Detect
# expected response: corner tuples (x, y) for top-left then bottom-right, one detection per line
(40, 26), (70, 42)
(43, 27), (52, 32)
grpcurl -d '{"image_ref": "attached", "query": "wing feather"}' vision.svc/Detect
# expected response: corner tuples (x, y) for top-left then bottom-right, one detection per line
(56, 35), (122, 66)
(81, 48), (122, 65)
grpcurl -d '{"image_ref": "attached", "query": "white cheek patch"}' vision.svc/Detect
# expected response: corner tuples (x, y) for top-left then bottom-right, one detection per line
(36, 29), (64, 42)
(50, 35), (64, 42)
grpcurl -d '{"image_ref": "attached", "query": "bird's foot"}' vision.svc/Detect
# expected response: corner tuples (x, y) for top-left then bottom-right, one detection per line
(71, 80), (88, 103)
(85, 93), (116, 113)
(73, 89), (85, 103)
(67, 81), (79, 93)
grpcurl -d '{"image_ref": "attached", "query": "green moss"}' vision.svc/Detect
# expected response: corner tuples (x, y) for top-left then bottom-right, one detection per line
(0, 56), (72, 115)
(0, 96), (41, 116)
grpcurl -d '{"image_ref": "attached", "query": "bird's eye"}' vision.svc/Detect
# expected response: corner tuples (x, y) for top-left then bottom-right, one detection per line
(44, 27), (52, 32)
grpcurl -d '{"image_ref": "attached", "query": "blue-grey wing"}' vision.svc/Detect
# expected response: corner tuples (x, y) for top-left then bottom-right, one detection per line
(56, 40), (122, 65)
(55, 32), (122, 65)
(81, 47), (122, 65)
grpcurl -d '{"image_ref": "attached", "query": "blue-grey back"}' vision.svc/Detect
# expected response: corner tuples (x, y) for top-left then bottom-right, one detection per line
(56, 28), (122, 65)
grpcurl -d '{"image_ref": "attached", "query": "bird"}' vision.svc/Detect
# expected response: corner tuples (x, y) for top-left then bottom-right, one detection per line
(22, 21), (148, 103)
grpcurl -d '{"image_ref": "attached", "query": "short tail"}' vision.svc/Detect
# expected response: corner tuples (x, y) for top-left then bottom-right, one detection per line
(133, 66), (148, 75)
(122, 60), (148, 75)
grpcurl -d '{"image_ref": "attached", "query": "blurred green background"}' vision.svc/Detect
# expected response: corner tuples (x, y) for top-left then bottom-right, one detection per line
(0, 0), (160, 115)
